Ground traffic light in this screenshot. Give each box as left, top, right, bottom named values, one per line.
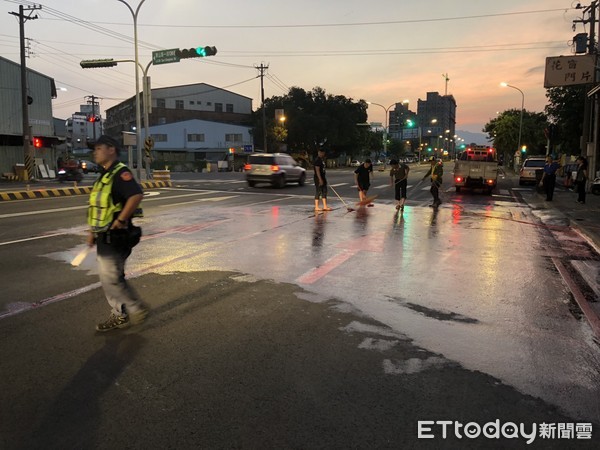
left=80, top=59, right=118, bottom=68
left=175, top=46, right=218, bottom=59
left=521, top=145, right=527, bottom=154
left=405, top=119, right=414, bottom=128
left=32, top=137, right=42, bottom=148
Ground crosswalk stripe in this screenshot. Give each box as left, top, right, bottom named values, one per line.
left=330, top=183, right=348, bottom=187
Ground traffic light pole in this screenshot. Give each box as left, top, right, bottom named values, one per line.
left=117, top=0, right=146, bottom=181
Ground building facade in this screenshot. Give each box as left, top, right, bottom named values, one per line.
left=65, top=103, right=103, bottom=153
left=147, top=119, right=252, bottom=163
left=104, top=82, right=253, bottom=141
left=417, top=92, right=457, bottom=154
left=0, top=56, right=57, bottom=174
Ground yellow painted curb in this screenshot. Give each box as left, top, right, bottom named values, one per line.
left=0, top=180, right=171, bottom=201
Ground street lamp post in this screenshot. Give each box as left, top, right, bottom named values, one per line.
left=118, top=0, right=146, bottom=181
left=367, top=101, right=395, bottom=158
left=500, top=82, right=525, bottom=168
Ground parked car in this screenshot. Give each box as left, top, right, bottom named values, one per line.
left=79, top=159, right=100, bottom=174
left=519, top=157, right=546, bottom=185
left=350, top=160, right=361, bottom=167
left=245, top=153, right=306, bottom=188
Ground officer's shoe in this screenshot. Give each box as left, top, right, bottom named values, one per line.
left=96, top=313, right=129, bottom=332
left=129, top=304, right=149, bottom=325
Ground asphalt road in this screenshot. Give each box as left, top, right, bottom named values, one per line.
left=1, top=165, right=599, bottom=448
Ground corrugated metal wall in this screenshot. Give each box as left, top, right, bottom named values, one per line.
left=0, top=146, right=23, bottom=174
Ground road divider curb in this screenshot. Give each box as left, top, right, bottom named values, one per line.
left=0, top=180, right=172, bottom=201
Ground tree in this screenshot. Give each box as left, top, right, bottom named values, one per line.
left=545, top=86, right=586, bottom=155
left=253, top=87, right=369, bottom=159
left=483, top=109, right=548, bottom=160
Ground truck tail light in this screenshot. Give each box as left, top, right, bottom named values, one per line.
left=270, top=165, right=280, bottom=171
left=244, top=164, right=251, bottom=171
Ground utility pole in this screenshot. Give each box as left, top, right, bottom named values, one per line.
left=255, top=63, right=269, bottom=152
left=9, top=4, right=41, bottom=180
left=574, top=1, right=599, bottom=179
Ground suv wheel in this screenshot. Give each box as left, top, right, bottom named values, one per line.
left=298, top=172, right=306, bottom=186
left=247, top=180, right=256, bottom=187
left=274, top=174, right=286, bottom=188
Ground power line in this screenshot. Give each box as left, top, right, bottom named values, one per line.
left=33, top=7, right=575, bottom=29
left=220, top=45, right=566, bottom=58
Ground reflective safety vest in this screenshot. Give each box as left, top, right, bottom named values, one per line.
left=87, top=162, right=126, bottom=232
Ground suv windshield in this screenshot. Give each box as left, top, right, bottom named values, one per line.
left=249, top=156, right=275, bottom=165
left=524, top=159, right=545, bottom=168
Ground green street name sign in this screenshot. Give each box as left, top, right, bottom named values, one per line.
left=152, top=49, right=180, bottom=65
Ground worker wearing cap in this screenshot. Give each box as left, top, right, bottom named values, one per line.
left=422, top=156, right=443, bottom=207
left=87, top=135, right=147, bottom=332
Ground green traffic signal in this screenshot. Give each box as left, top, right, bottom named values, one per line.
left=406, top=119, right=414, bottom=127
left=176, top=46, right=218, bottom=59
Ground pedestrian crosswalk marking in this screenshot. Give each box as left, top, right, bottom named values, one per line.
left=330, top=183, right=348, bottom=187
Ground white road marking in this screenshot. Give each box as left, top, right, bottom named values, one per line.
left=330, top=183, right=348, bottom=187
left=0, top=191, right=214, bottom=220
left=0, top=232, right=73, bottom=247
left=374, top=185, right=389, bottom=190
left=159, top=195, right=239, bottom=208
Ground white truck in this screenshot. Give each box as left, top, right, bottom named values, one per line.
left=453, top=146, right=500, bottom=194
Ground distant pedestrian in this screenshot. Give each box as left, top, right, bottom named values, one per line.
left=313, top=149, right=331, bottom=211
left=87, top=135, right=147, bottom=332
left=355, top=159, right=373, bottom=206
left=389, top=159, right=410, bottom=211
left=539, top=155, right=561, bottom=201
left=575, top=156, right=588, bottom=204
left=422, top=156, right=443, bottom=207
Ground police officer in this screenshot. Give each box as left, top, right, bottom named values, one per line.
left=87, top=135, right=147, bottom=332
left=422, top=156, right=443, bottom=207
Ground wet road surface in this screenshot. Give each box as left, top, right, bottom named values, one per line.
left=1, top=167, right=599, bottom=447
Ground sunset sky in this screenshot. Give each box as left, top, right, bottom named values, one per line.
left=0, top=0, right=584, bottom=135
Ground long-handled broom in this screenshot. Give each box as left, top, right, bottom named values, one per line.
left=329, top=185, right=356, bottom=212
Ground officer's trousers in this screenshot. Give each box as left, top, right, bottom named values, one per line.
left=96, top=232, right=142, bottom=317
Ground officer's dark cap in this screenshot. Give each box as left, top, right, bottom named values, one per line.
left=94, top=135, right=120, bottom=155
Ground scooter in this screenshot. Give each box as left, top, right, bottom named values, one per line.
left=57, top=167, right=83, bottom=183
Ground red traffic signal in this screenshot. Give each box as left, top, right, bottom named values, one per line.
left=33, top=137, right=42, bottom=148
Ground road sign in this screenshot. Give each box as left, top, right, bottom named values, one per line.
left=152, top=49, right=180, bottom=65
left=544, top=54, right=596, bottom=88
left=243, top=144, right=254, bottom=153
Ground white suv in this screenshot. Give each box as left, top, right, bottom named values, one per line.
left=519, top=157, right=546, bottom=185
left=245, top=153, right=307, bottom=188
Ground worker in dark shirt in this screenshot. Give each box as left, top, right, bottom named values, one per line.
left=354, top=159, right=373, bottom=206
left=539, top=155, right=561, bottom=201
left=87, top=135, right=147, bottom=332
left=313, top=148, right=331, bottom=211
left=422, top=156, right=443, bottom=207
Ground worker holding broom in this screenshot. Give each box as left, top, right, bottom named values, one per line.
left=354, top=159, right=374, bottom=206
left=422, top=156, right=443, bottom=208
left=389, top=159, right=410, bottom=211
left=313, top=148, right=332, bottom=211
